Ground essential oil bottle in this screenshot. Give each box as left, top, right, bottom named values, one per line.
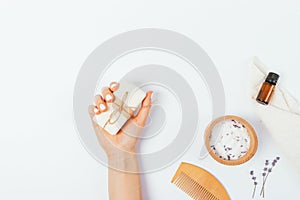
left=256, top=72, right=280, bottom=105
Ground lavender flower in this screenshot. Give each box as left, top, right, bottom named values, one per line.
left=249, top=156, right=281, bottom=198
left=268, top=168, right=272, bottom=173
left=250, top=170, right=257, bottom=199
left=265, top=160, right=269, bottom=166
left=263, top=167, right=268, bottom=171
left=260, top=156, right=280, bottom=198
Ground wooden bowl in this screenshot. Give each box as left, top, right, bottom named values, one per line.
left=204, top=115, right=258, bottom=166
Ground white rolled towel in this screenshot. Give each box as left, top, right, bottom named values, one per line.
left=250, top=57, right=300, bottom=173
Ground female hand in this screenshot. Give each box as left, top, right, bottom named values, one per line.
left=88, top=82, right=153, bottom=158
left=89, top=83, right=151, bottom=199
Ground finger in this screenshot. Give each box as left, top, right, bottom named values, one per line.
left=88, top=105, right=102, bottom=131
left=133, top=91, right=153, bottom=127
left=94, top=95, right=107, bottom=113
left=93, top=105, right=101, bottom=115
left=109, top=82, right=119, bottom=92
left=88, top=105, right=112, bottom=140
left=102, top=87, right=115, bottom=103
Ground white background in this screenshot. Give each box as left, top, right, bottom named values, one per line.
left=1, top=0, right=300, bottom=199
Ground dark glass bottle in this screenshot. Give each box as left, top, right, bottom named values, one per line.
left=256, top=72, right=280, bottom=105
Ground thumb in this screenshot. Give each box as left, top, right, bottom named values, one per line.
left=133, top=91, right=153, bottom=127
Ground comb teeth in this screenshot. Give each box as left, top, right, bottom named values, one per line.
left=172, top=172, right=219, bottom=200
left=171, top=163, right=230, bottom=200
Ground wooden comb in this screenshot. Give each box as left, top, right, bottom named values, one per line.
left=171, top=162, right=230, bottom=200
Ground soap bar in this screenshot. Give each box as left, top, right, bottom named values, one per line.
left=93, top=81, right=146, bottom=135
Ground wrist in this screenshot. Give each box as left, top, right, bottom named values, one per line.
left=107, top=147, right=136, bottom=160
left=107, top=151, right=139, bottom=173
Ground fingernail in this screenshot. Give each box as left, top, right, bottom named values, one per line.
left=105, top=94, right=113, bottom=101
left=149, top=91, right=153, bottom=98
left=99, top=104, right=106, bottom=111
left=110, top=83, right=117, bottom=88
left=94, top=107, right=99, bottom=113
left=110, top=82, right=119, bottom=91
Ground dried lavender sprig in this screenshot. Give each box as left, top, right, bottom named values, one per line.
left=250, top=170, right=257, bottom=199
left=261, top=171, right=267, bottom=197
left=260, top=156, right=280, bottom=197
left=260, top=160, right=269, bottom=197
left=252, top=181, right=257, bottom=199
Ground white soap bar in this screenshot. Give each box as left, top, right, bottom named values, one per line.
left=93, top=81, right=146, bottom=135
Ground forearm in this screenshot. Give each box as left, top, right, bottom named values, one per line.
left=108, top=153, right=142, bottom=200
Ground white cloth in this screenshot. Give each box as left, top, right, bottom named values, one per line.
left=250, top=57, right=300, bottom=173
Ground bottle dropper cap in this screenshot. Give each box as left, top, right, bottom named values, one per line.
left=265, top=72, right=280, bottom=85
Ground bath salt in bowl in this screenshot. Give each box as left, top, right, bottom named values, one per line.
left=205, top=115, right=258, bottom=166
